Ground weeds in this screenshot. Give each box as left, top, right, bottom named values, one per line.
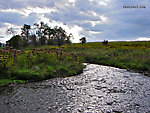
left=62, top=41, right=150, bottom=75
left=0, top=47, right=85, bottom=82
left=1, top=41, right=150, bottom=86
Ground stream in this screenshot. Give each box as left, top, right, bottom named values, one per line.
left=0, top=64, right=150, bottom=113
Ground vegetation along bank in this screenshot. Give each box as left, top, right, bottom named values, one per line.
left=1, top=21, right=150, bottom=86
left=1, top=41, right=150, bottom=86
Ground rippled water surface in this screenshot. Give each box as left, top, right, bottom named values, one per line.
left=0, top=64, right=150, bottom=113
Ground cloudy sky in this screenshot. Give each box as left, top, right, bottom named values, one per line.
left=0, top=0, right=150, bottom=43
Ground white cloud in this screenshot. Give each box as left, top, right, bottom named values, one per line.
left=98, top=1, right=108, bottom=6
left=100, top=15, right=108, bottom=22
left=88, top=30, right=102, bottom=34
left=136, top=37, right=150, bottom=41
left=0, top=22, right=22, bottom=43
left=0, top=27, right=12, bottom=43
left=67, top=25, right=84, bottom=43
left=90, top=20, right=101, bottom=26
left=68, top=0, right=76, bottom=3
left=49, top=22, right=84, bottom=43
left=79, top=10, right=108, bottom=26
left=4, top=22, right=21, bottom=29
left=68, top=0, right=76, bottom=6
left=84, top=15, right=108, bottom=27
left=35, top=14, right=50, bottom=24
left=89, top=0, right=108, bottom=6
left=0, top=7, right=57, bottom=17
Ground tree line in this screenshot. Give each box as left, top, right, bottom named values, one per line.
left=6, top=22, right=73, bottom=49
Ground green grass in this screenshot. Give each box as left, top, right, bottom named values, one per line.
left=24, top=41, right=150, bottom=75
left=1, top=41, right=150, bottom=86
left=61, top=41, right=150, bottom=75
left=0, top=47, right=85, bottom=85
left=0, top=79, right=25, bottom=86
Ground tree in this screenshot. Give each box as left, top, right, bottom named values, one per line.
left=44, top=26, right=54, bottom=45
left=29, top=34, right=37, bottom=47
left=102, top=40, right=108, bottom=45
left=6, top=35, right=24, bottom=49
left=66, top=33, right=72, bottom=44
left=34, top=22, right=47, bottom=45
left=21, top=24, right=31, bottom=43
left=34, top=22, right=72, bottom=46
left=53, top=26, right=70, bottom=46
left=80, top=37, right=86, bottom=44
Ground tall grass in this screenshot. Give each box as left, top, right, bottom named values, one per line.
left=1, top=41, right=150, bottom=86
left=62, top=41, right=150, bottom=75
left=0, top=48, right=85, bottom=82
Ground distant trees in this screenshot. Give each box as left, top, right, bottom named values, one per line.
left=34, top=22, right=47, bottom=45
left=80, top=37, right=86, bottom=44
left=29, top=34, right=37, bottom=47
left=66, top=33, right=72, bottom=44
left=102, top=40, right=108, bottom=45
left=6, top=35, right=24, bottom=49
left=6, top=22, right=73, bottom=48
left=21, top=24, right=31, bottom=43
left=53, top=26, right=71, bottom=46
left=33, top=22, right=71, bottom=46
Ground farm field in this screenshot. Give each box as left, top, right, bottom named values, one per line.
left=0, top=41, right=150, bottom=86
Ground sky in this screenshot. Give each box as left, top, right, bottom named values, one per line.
left=0, top=0, right=150, bottom=43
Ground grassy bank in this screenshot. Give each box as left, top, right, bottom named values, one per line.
left=0, top=47, right=84, bottom=86
left=62, top=41, right=150, bottom=75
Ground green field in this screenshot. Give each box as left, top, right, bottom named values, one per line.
left=0, top=41, right=150, bottom=86
left=67, top=41, right=150, bottom=74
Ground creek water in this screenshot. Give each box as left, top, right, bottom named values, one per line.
left=0, top=64, right=150, bottom=113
